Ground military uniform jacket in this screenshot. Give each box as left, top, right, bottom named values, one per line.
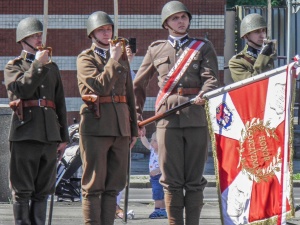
left=77, top=44, right=138, bottom=137
left=229, top=44, right=275, bottom=82
left=4, top=51, right=69, bottom=143
left=133, top=37, right=219, bottom=128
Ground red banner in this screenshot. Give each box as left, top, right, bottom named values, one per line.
left=204, top=64, right=299, bottom=225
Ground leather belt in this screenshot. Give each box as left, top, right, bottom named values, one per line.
left=99, top=95, right=127, bottom=103
left=171, top=87, right=200, bottom=96
left=23, top=99, right=56, bottom=109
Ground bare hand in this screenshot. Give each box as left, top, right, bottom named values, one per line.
left=130, top=136, right=137, bottom=150
left=57, top=142, right=67, bottom=162
left=138, top=126, right=146, bottom=137
left=126, top=46, right=137, bottom=64
left=35, top=50, right=49, bottom=65
left=193, top=91, right=206, bottom=105
left=109, top=41, right=123, bottom=61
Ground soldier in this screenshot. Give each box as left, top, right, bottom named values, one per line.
left=76, top=11, right=138, bottom=225
left=229, top=13, right=277, bottom=82
left=4, top=17, right=69, bottom=225
left=133, top=1, right=219, bottom=224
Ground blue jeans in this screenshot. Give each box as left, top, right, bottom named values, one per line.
left=150, top=174, right=164, bottom=200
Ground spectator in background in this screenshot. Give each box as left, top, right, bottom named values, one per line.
left=140, top=131, right=167, bottom=219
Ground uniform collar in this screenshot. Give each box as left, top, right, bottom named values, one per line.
left=168, top=35, right=189, bottom=49
left=92, top=43, right=108, bottom=59
left=245, top=44, right=260, bottom=59
left=21, top=50, right=35, bottom=63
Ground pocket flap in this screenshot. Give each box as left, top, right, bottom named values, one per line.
left=154, top=56, right=169, bottom=67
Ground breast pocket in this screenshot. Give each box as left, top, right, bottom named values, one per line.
left=154, top=56, right=170, bottom=77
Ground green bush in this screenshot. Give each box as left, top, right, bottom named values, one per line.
left=293, top=173, right=300, bottom=180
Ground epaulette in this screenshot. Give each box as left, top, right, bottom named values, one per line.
left=234, top=51, right=245, bottom=59
left=192, top=37, right=209, bottom=43
left=7, top=56, right=22, bottom=65
left=150, top=40, right=166, bottom=47
left=81, top=48, right=93, bottom=54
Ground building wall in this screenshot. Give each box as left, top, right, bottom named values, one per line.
left=0, top=0, right=226, bottom=136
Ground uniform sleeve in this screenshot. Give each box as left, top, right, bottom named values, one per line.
left=53, top=65, right=70, bottom=143
left=229, top=54, right=274, bottom=83
left=125, top=64, right=138, bottom=137
left=77, top=53, right=125, bottom=95
left=199, top=41, right=220, bottom=93
left=133, top=47, right=157, bottom=121
left=4, top=60, right=49, bottom=100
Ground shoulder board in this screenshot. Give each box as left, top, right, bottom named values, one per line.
left=50, top=61, right=59, bottom=68
left=192, top=37, right=208, bottom=43
left=81, top=48, right=93, bottom=54
left=150, top=40, right=166, bottom=47
left=7, top=56, right=22, bottom=65
left=235, top=51, right=245, bottom=58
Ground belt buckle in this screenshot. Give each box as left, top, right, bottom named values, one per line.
left=177, top=87, right=183, bottom=96
left=38, top=99, right=44, bottom=107
left=111, top=94, right=115, bottom=103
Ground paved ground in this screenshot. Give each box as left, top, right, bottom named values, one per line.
left=1, top=154, right=300, bottom=224
left=130, top=153, right=300, bottom=188
left=0, top=200, right=299, bottom=225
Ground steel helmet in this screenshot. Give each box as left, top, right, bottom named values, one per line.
left=161, top=1, right=192, bottom=29
left=86, top=11, right=114, bottom=38
left=16, top=17, right=43, bottom=43
left=240, top=13, right=267, bottom=38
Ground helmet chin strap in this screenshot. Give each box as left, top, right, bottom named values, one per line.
left=23, top=40, right=38, bottom=52
left=246, top=36, right=262, bottom=49
left=91, top=34, right=111, bottom=47
left=165, top=23, right=189, bottom=36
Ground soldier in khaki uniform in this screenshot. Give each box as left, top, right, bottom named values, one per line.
left=133, top=1, right=219, bottom=224
left=4, top=17, right=69, bottom=225
left=229, top=13, right=277, bottom=82
left=76, top=11, right=138, bottom=225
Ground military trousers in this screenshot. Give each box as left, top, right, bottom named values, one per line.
left=79, top=135, right=130, bottom=198
left=157, top=127, right=208, bottom=192
left=10, top=140, right=57, bottom=202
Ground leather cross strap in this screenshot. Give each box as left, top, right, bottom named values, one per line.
left=155, top=40, right=205, bottom=112
left=171, top=87, right=200, bottom=96
left=242, top=55, right=255, bottom=65
left=23, top=99, right=56, bottom=109
left=99, top=95, right=127, bottom=103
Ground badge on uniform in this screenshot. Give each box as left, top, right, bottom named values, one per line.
left=193, top=64, right=199, bottom=70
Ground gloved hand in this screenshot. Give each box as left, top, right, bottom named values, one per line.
left=260, top=41, right=275, bottom=56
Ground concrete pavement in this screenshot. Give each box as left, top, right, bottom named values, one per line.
left=0, top=197, right=299, bottom=225
left=130, top=153, right=300, bottom=188
left=0, top=154, right=300, bottom=224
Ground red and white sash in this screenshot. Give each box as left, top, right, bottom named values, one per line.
left=155, top=40, right=205, bottom=112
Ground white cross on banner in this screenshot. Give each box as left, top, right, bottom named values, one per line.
left=204, top=63, right=299, bottom=225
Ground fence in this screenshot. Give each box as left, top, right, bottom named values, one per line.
left=224, top=5, right=300, bottom=124
left=235, top=5, right=300, bottom=68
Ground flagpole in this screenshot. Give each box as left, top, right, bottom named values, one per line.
left=203, top=64, right=292, bottom=100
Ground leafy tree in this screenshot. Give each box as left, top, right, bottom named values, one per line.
left=227, top=0, right=286, bottom=8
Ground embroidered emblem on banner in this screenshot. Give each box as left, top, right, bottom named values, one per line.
left=238, top=118, right=281, bottom=183
left=216, top=102, right=233, bottom=130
